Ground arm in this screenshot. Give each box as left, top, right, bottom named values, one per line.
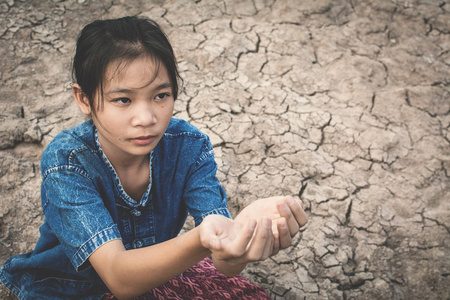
left=43, top=169, right=210, bottom=299
left=89, top=226, right=209, bottom=300
left=89, top=214, right=274, bottom=299
left=89, top=196, right=305, bottom=295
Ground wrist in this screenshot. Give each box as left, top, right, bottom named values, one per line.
left=212, top=255, right=247, bottom=277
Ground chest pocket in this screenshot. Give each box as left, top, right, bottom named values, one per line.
left=117, top=204, right=156, bottom=250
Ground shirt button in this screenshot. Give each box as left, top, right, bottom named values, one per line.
left=132, top=210, right=141, bottom=217
left=135, top=240, right=143, bottom=248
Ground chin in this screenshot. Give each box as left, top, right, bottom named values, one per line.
left=130, top=147, right=154, bottom=156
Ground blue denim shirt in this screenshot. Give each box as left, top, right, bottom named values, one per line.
left=0, top=118, right=231, bottom=300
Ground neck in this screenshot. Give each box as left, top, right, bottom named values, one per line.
left=97, top=133, right=150, bottom=171
left=110, top=153, right=150, bottom=172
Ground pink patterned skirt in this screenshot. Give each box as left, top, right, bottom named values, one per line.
left=103, top=257, right=271, bottom=300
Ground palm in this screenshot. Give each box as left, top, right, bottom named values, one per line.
left=205, top=215, right=240, bottom=243
left=234, top=195, right=308, bottom=240
left=200, top=215, right=256, bottom=263
left=234, top=196, right=284, bottom=225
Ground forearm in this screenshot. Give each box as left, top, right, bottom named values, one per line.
left=91, top=227, right=210, bottom=299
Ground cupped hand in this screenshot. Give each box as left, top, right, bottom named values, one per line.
left=234, top=195, right=308, bottom=254
left=199, top=214, right=274, bottom=265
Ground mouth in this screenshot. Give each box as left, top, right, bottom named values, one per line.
left=131, top=135, right=157, bottom=145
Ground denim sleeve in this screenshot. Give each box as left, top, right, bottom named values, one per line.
left=183, top=139, right=231, bottom=226
left=41, top=168, right=122, bottom=271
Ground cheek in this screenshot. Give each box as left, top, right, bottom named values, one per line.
left=95, top=111, right=128, bottom=135
left=164, top=103, right=174, bottom=117
left=163, top=105, right=174, bottom=125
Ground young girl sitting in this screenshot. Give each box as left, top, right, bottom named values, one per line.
left=0, top=16, right=308, bottom=300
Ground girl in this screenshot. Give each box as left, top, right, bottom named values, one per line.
left=0, top=16, right=307, bottom=300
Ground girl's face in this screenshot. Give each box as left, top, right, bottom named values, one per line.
left=75, top=55, right=174, bottom=163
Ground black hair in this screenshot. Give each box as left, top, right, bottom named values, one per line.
left=72, top=16, right=180, bottom=112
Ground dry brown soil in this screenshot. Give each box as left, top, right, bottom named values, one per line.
left=1, top=0, right=449, bottom=299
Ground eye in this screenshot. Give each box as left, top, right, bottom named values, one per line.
left=113, top=98, right=131, bottom=105
left=155, top=93, right=170, bottom=101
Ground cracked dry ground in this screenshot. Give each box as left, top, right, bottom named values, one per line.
left=1, top=0, right=449, bottom=299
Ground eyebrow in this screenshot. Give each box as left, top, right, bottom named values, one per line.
left=106, top=82, right=172, bottom=95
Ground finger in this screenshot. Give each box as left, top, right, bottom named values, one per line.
left=270, top=220, right=280, bottom=256
left=277, top=197, right=300, bottom=237
left=246, top=217, right=272, bottom=261
left=287, top=196, right=308, bottom=227
left=261, top=223, right=274, bottom=260
left=229, top=219, right=257, bottom=257
left=277, top=217, right=292, bottom=250
left=272, top=221, right=279, bottom=236
left=271, top=229, right=280, bottom=256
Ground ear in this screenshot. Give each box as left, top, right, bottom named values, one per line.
left=72, top=83, right=92, bottom=116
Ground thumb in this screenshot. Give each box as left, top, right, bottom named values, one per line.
left=209, top=237, right=222, bottom=250
left=199, top=217, right=219, bottom=249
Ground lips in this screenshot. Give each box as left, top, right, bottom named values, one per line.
left=131, top=135, right=157, bottom=145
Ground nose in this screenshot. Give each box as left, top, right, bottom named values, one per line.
left=131, top=102, right=157, bottom=127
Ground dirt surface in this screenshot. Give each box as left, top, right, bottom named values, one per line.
left=1, top=0, right=449, bottom=299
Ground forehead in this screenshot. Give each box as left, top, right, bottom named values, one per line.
left=105, top=55, right=155, bottom=79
